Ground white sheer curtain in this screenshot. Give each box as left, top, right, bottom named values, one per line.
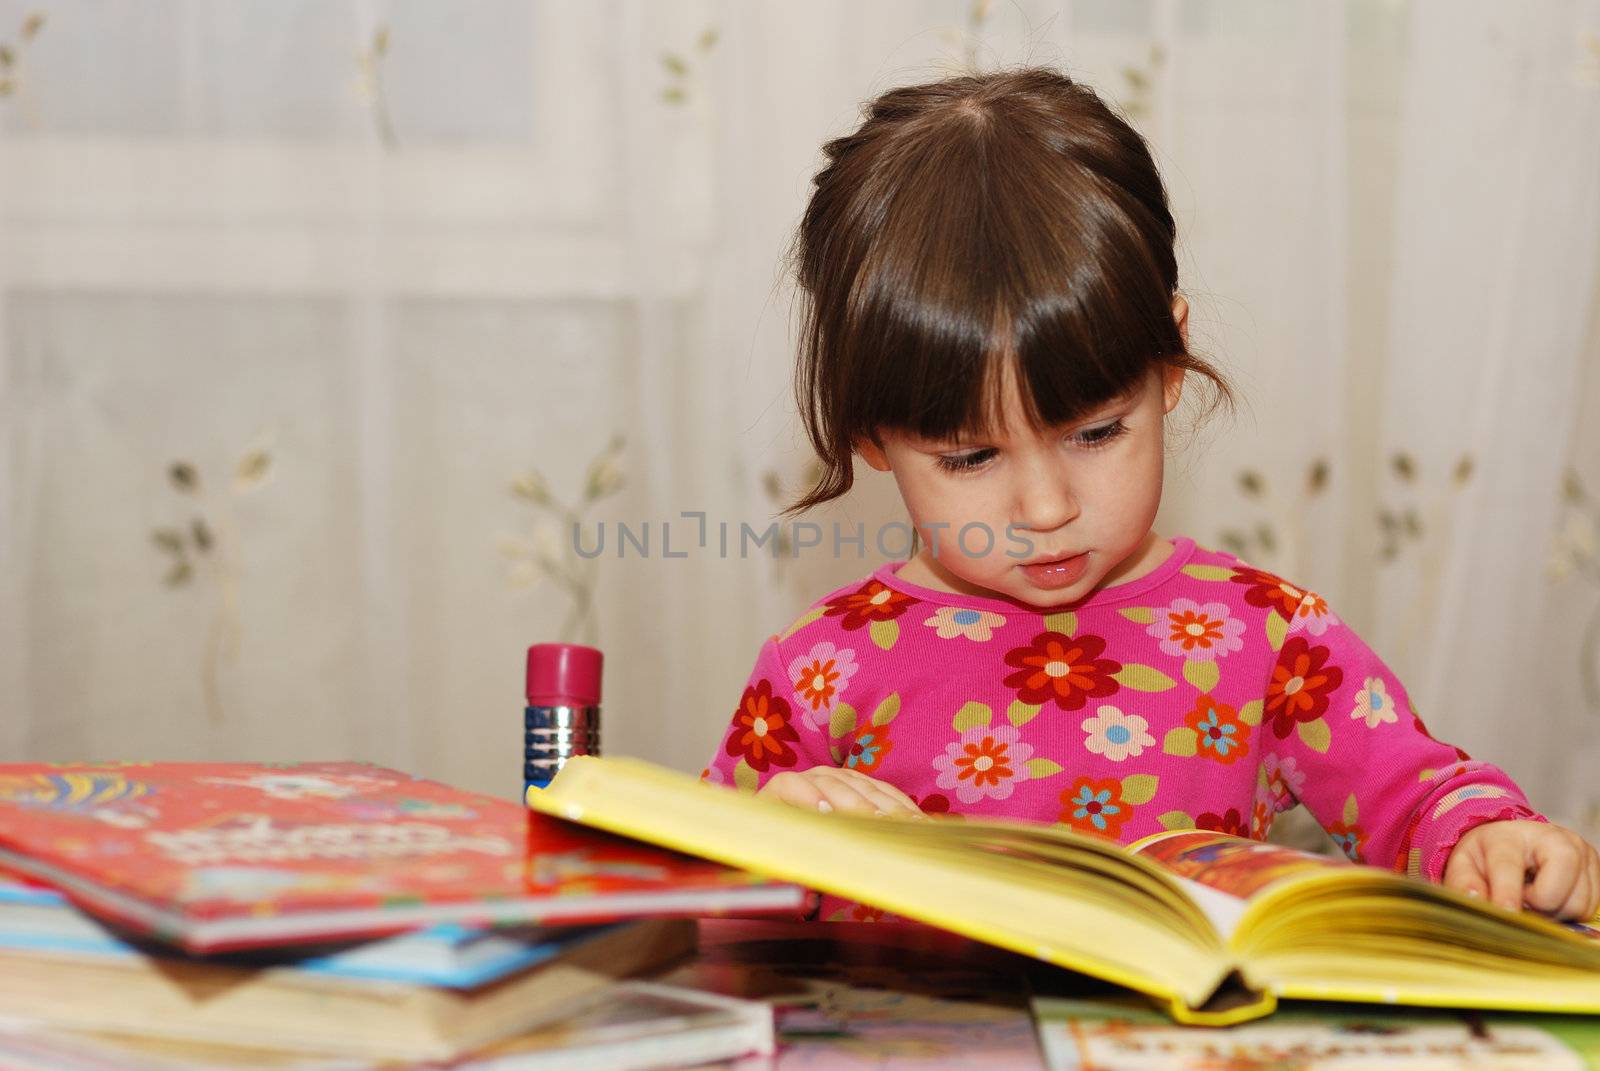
left=1367, top=0, right=1600, bottom=825
left=2, top=1, right=1597, bottom=830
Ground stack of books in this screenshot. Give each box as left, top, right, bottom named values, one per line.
left=0, top=761, right=794, bottom=1069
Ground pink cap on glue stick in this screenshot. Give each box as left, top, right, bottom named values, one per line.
left=525, top=643, right=603, bottom=706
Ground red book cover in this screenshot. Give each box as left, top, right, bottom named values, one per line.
left=0, top=761, right=807, bottom=953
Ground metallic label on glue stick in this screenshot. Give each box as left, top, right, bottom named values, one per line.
left=524, top=704, right=600, bottom=792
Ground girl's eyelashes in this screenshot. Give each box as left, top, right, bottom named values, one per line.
left=933, top=419, right=1128, bottom=473
left=1072, top=418, right=1128, bottom=448
left=935, top=448, right=996, bottom=473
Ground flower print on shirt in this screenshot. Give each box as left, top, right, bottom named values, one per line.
left=821, top=579, right=917, bottom=631
left=1060, top=777, right=1129, bottom=838
left=787, top=641, right=860, bottom=730
left=1327, top=820, right=1366, bottom=860
left=705, top=540, right=1544, bottom=872
left=1081, top=705, right=1155, bottom=762
left=1229, top=566, right=1337, bottom=635
left=1350, top=675, right=1401, bottom=729
left=843, top=725, right=893, bottom=774
left=1286, top=589, right=1339, bottom=635
left=723, top=679, right=801, bottom=773
left=924, top=606, right=1006, bottom=642
left=1264, top=636, right=1343, bottom=738
left=1258, top=753, right=1306, bottom=807
left=1229, top=566, right=1306, bottom=618
left=1249, top=798, right=1274, bottom=839
left=1184, top=694, right=1249, bottom=764
left=1002, top=631, right=1121, bottom=711
left=1148, top=598, right=1246, bottom=661
left=1196, top=807, right=1249, bottom=838
left=933, top=723, right=1033, bottom=804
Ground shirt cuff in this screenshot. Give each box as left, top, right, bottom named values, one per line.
left=1408, top=796, right=1546, bottom=882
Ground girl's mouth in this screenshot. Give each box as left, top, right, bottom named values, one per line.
left=1019, top=552, right=1089, bottom=590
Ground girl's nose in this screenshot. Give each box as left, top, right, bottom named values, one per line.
left=1015, top=464, right=1081, bottom=534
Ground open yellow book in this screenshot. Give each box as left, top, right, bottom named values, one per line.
left=526, top=755, right=1600, bottom=1026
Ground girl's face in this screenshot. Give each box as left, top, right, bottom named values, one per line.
left=856, top=302, right=1188, bottom=609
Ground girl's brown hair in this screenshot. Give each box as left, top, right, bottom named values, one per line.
left=783, top=66, right=1231, bottom=517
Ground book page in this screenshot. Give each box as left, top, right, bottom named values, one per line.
left=1130, top=830, right=1349, bottom=902
left=1166, top=876, right=1249, bottom=944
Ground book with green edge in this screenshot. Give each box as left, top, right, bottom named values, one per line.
left=1032, top=992, right=1600, bottom=1069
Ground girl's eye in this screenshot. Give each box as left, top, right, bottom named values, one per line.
left=934, top=420, right=1126, bottom=472
left=935, top=448, right=996, bottom=473
left=1072, top=419, right=1127, bottom=449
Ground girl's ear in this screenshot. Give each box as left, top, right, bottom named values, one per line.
left=854, top=434, right=892, bottom=472
left=1162, top=364, right=1186, bottom=415
left=1164, top=294, right=1190, bottom=414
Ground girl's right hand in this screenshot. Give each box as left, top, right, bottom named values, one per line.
left=758, top=766, right=926, bottom=818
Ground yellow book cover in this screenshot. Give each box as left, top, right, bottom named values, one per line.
left=527, top=755, right=1600, bottom=1026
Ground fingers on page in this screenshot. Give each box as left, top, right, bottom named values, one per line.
left=842, top=779, right=905, bottom=816
left=852, top=771, right=920, bottom=812
left=762, top=771, right=822, bottom=810
left=1442, top=846, right=1487, bottom=899
left=1554, top=841, right=1600, bottom=921
left=1586, top=856, right=1600, bottom=921
left=826, top=767, right=921, bottom=816
left=811, top=774, right=881, bottom=815
left=1525, top=838, right=1581, bottom=916
left=1554, top=865, right=1596, bottom=922
left=1483, top=838, right=1529, bottom=911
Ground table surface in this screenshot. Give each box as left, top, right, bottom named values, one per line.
left=661, top=919, right=1103, bottom=1070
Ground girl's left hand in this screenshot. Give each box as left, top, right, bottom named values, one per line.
left=1442, top=820, right=1600, bottom=920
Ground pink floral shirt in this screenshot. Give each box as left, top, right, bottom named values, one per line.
left=701, top=537, right=1541, bottom=920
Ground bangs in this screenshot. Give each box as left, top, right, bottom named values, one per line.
left=847, top=279, right=1173, bottom=447
left=832, top=114, right=1183, bottom=446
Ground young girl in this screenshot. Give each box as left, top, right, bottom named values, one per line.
left=700, top=67, right=1600, bottom=923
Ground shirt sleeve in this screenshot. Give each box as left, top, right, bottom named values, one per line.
left=700, top=633, right=836, bottom=793
left=1259, top=609, right=1544, bottom=882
